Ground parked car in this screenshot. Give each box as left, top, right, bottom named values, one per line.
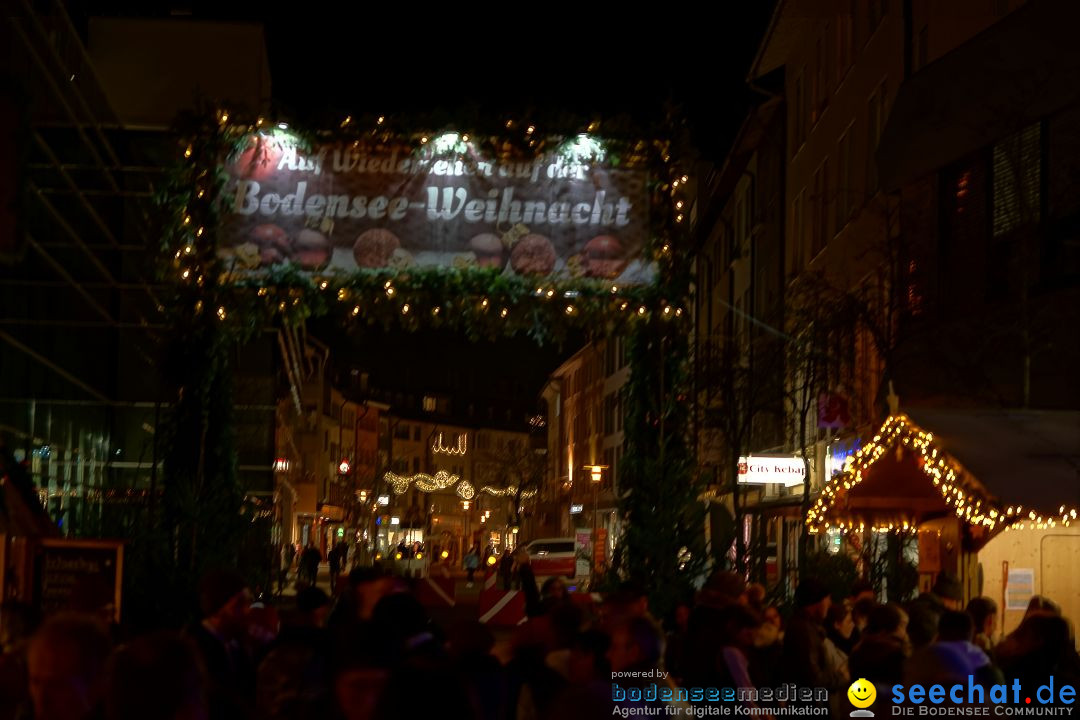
left=524, top=537, right=577, bottom=579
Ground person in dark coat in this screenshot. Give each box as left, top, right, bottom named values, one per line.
left=104, top=631, right=208, bottom=720
left=256, top=587, right=332, bottom=720
left=782, top=578, right=834, bottom=688
left=907, top=572, right=962, bottom=651
left=182, top=570, right=254, bottom=720
left=513, top=547, right=541, bottom=618
left=299, top=544, right=321, bottom=587
left=19, top=613, right=112, bottom=720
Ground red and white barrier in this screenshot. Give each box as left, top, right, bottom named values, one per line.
left=415, top=576, right=456, bottom=608
left=478, top=588, right=526, bottom=626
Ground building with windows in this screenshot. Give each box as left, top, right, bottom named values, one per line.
left=694, top=0, right=1080, bottom=604
left=539, top=337, right=630, bottom=569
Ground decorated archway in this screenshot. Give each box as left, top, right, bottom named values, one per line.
left=148, top=108, right=704, bottom=620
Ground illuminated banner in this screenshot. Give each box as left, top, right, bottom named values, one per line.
left=737, top=456, right=806, bottom=487
left=217, top=131, right=652, bottom=283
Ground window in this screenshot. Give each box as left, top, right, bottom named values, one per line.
left=791, top=190, right=806, bottom=274
left=836, top=6, right=853, bottom=83
left=793, top=70, right=806, bottom=152
left=811, top=158, right=830, bottom=257
left=867, top=80, right=887, bottom=195
left=393, top=424, right=410, bottom=440
left=868, top=0, right=887, bottom=38
left=815, top=27, right=832, bottom=121
left=734, top=177, right=753, bottom=258
left=734, top=288, right=751, bottom=353
left=992, top=123, right=1042, bottom=237
left=412, top=457, right=420, bottom=473
left=422, top=396, right=436, bottom=412
left=916, top=25, right=928, bottom=71
left=836, top=124, right=856, bottom=231
left=812, top=34, right=825, bottom=124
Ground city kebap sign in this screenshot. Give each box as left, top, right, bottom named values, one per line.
left=737, top=456, right=807, bottom=487
left=216, top=131, right=652, bottom=283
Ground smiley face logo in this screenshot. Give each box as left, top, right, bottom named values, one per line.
left=848, top=678, right=876, bottom=709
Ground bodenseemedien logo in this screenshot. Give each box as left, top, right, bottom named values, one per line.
left=849, top=678, right=877, bottom=717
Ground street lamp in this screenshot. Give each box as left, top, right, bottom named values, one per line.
left=583, top=468, right=609, bottom=574
left=462, top=499, right=471, bottom=547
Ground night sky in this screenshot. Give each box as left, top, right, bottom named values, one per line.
left=71, top=0, right=774, bottom=159
left=71, top=0, right=775, bottom=403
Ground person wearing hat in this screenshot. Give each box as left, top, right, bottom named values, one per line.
left=782, top=578, right=834, bottom=689
left=907, top=572, right=963, bottom=651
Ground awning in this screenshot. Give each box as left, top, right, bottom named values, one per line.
left=905, top=407, right=1080, bottom=518
left=877, top=0, right=1080, bottom=190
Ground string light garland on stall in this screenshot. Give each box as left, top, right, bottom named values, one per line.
left=806, top=414, right=1000, bottom=535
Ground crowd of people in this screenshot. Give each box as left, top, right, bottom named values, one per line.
left=0, top=563, right=1077, bottom=720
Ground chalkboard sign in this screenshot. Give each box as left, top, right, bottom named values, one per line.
left=33, top=539, right=123, bottom=622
